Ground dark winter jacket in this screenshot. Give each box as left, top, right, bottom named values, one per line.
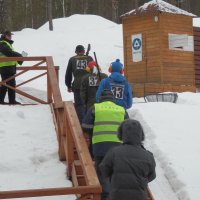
left=0, top=37, right=23, bottom=66
left=65, top=55, right=93, bottom=91
left=96, top=72, right=133, bottom=109
left=80, top=72, right=107, bottom=111
left=100, top=119, right=156, bottom=200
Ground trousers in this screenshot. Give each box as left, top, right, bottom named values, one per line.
left=0, top=66, right=16, bottom=103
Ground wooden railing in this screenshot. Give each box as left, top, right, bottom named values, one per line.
left=0, top=56, right=60, bottom=104
left=0, top=56, right=101, bottom=200
left=0, top=56, right=154, bottom=200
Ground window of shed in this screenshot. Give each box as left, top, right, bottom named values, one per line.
left=168, top=33, right=194, bottom=52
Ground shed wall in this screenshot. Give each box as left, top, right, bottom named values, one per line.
left=160, top=14, right=195, bottom=85
left=193, top=26, right=200, bottom=87
left=122, top=15, right=162, bottom=84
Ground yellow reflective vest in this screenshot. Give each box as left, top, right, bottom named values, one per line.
left=0, top=40, right=17, bottom=67
left=93, top=101, right=125, bottom=144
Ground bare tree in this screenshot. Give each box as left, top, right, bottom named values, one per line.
left=47, top=0, right=53, bottom=31
left=83, top=0, right=89, bottom=14
left=135, top=0, right=139, bottom=9
left=0, top=0, right=12, bottom=32
left=112, top=0, right=119, bottom=23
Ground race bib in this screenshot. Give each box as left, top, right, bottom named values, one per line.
left=89, top=76, right=98, bottom=86
left=110, top=84, right=125, bottom=99
left=76, top=59, right=87, bottom=70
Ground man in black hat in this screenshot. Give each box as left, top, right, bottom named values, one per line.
left=65, top=45, right=93, bottom=123
left=0, top=30, right=23, bottom=104
left=82, top=89, right=129, bottom=200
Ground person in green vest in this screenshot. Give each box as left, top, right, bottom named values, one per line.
left=0, top=30, right=23, bottom=104
left=82, top=89, right=129, bottom=200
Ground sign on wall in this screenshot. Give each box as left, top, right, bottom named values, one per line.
left=132, top=34, right=142, bottom=62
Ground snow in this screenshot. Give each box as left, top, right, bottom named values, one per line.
left=193, top=17, right=200, bottom=27
left=1, top=14, right=200, bottom=200
left=121, top=0, right=196, bottom=17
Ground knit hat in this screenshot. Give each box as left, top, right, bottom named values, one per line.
left=75, top=45, right=85, bottom=53
left=110, top=59, right=123, bottom=73
left=2, top=30, right=13, bottom=36
left=99, top=89, right=114, bottom=102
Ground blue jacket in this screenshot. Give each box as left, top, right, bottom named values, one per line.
left=96, top=72, right=133, bottom=109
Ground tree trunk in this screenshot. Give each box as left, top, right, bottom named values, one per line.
left=112, top=0, right=119, bottom=23
left=135, top=0, right=139, bottom=9
left=47, top=0, right=53, bottom=31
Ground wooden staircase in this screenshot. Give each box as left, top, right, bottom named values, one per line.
left=0, top=56, right=154, bottom=200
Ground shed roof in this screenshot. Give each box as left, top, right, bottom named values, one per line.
left=121, top=0, right=196, bottom=18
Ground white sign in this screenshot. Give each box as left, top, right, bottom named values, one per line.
left=132, top=34, right=142, bottom=62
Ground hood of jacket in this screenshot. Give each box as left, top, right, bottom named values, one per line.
left=109, top=72, right=126, bottom=83
left=118, top=119, right=144, bottom=145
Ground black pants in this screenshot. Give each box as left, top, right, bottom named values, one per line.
left=0, top=66, right=16, bottom=103
left=94, top=156, right=110, bottom=200
left=73, top=90, right=85, bottom=123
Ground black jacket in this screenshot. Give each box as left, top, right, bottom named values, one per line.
left=100, top=119, right=156, bottom=200
left=80, top=72, right=107, bottom=111
left=0, top=37, right=23, bottom=66
left=65, top=55, right=93, bottom=90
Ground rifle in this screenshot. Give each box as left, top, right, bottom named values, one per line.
left=93, top=52, right=102, bottom=82
left=86, top=44, right=91, bottom=56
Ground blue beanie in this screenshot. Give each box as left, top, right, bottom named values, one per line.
left=111, top=59, right=123, bottom=72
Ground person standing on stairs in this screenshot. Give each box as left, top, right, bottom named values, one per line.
left=96, top=59, right=133, bottom=110
left=82, top=90, right=129, bottom=200
left=80, top=60, right=107, bottom=113
left=100, top=119, right=156, bottom=200
left=65, top=45, right=93, bottom=123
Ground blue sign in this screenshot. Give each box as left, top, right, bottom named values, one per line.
left=132, top=38, right=142, bottom=50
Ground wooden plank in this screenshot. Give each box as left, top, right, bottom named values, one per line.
left=65, top=102, right=100, bottom=187
left=17, top=66, right=59, bottom=70
left=0, top=82, right=47, bottom=104
left=0, top=56, right=46, bottom=62
left=46, top=57, right=63, bottom=108
left=16, top=72, right=47, bottom=88
left=0, top=186, right=102, bottom=199
left=50, top=104, right=59, bottom=140
left=54, top=107, right=66, bottom=161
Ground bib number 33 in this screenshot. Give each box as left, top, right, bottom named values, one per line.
left=111, top=85, right=124, bottom=99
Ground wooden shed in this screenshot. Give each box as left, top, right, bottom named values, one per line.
left=121, top=0, right=197, bottom=97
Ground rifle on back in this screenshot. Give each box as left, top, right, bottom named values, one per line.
left=93, top=52, right=102, bottom=82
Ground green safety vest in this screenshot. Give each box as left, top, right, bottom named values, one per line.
left=93, top=101, right=125, bottom=144
left=0, top=40, right=17, bottom=67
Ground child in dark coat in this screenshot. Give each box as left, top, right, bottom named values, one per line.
left=100, top=119, right=156, bottom=200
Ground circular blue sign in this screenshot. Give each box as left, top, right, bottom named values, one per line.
left=132, top=38, right=141, bottom=50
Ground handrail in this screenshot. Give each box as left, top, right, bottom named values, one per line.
left=0, top=56, right=153, bottom=200
left=0, top=56, right=101, bottom=199
left=0, top=186, right=101, bottom=199
left=64, top=101, right=100, bottom=186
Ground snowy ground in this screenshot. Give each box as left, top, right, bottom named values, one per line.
left=0, top=14, right=200, bottom=200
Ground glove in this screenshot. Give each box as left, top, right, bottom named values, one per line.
left=67, top=87, right=72, bottom=93
left=21, top=51, right=28, bottom=57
